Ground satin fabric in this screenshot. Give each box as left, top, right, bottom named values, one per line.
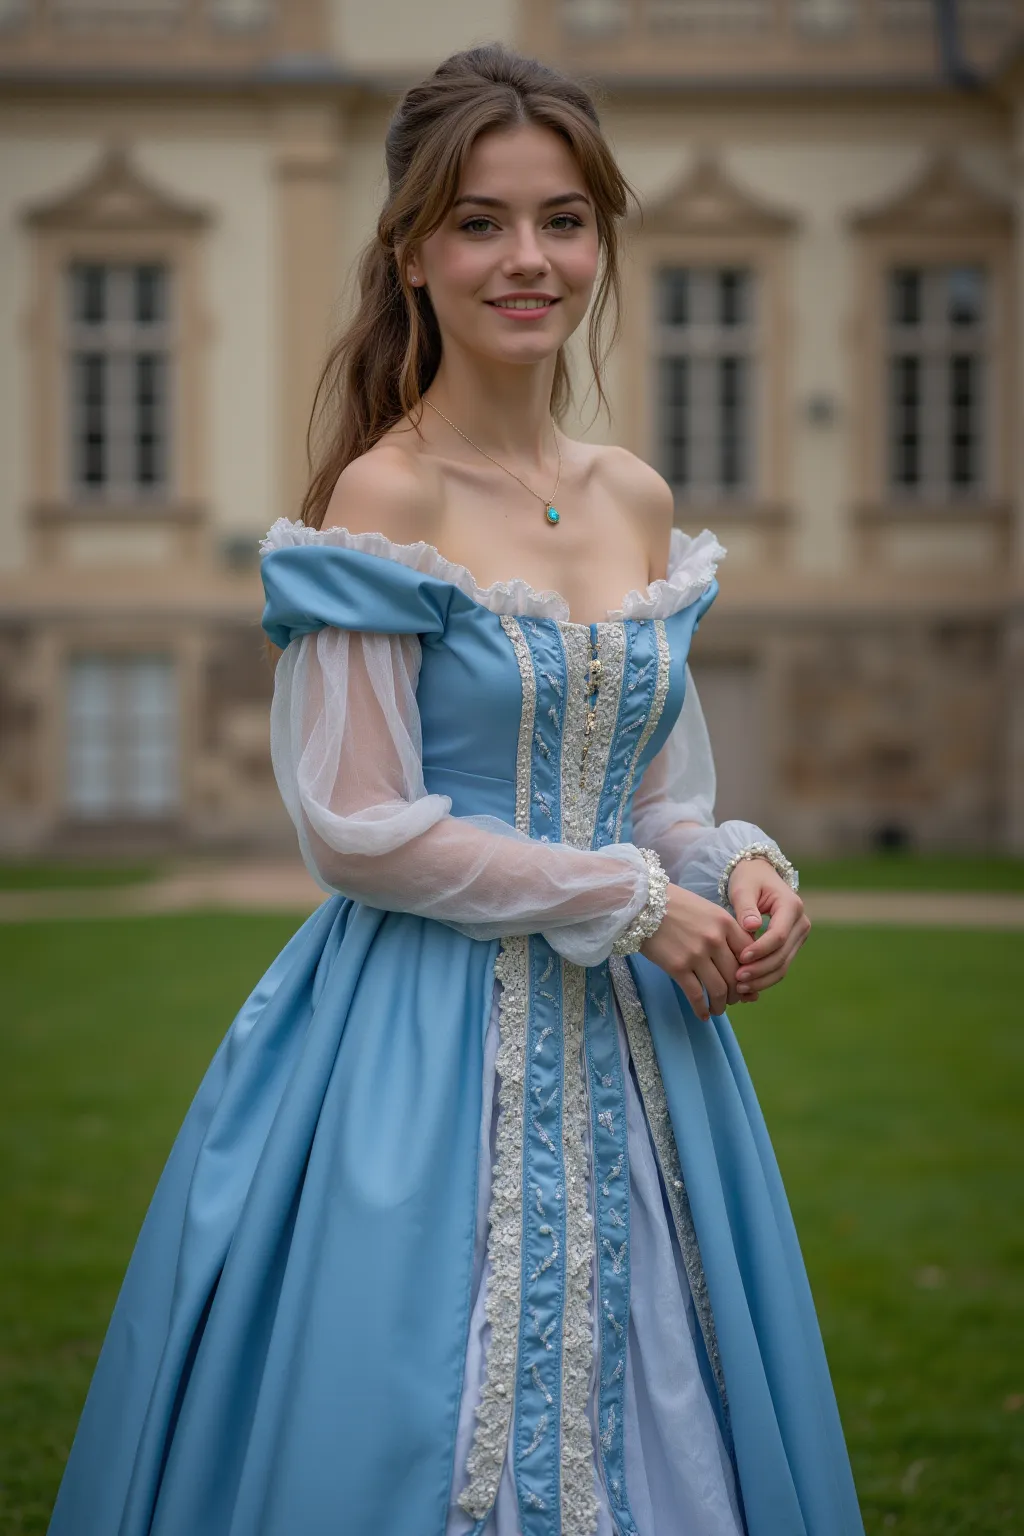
left=49, top=545, right=863, bottom=1536
left=445, top=992, right=745, bottom=1536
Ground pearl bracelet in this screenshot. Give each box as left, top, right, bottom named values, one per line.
left=612, top=848, right=670, bottom=956
left=717, top=842, right=800, bottom=910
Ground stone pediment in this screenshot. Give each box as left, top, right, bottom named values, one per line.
left=26, top=145, right=210, bottom=233
left=851, top=152, right=1012, bottom=236
left=636, top=153, right=796, bottom=237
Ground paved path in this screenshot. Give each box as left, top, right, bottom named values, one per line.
left=0, top=862, right=325, bottom=924
left=805, top=888, right=1024, bottom=929
left=2, top=862, right=1024, bottom=929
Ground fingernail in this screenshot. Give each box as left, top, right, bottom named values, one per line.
left=740, top=950, right=754, bottom=963
left=737, top=970, right=750, bottom=982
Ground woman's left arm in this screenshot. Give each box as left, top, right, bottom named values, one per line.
left=630, top=678, right=810, bottom=1003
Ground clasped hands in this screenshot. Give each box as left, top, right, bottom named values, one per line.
left=640, top=858, right=811, bottom=1022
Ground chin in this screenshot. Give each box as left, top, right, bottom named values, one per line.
left=471, top=324, right=577, bottom=368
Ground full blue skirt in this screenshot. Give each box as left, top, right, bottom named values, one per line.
left=49, top=898, right=863, bottom=1536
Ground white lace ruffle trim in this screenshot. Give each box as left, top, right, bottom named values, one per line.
left=260, top=519, right=725, bottom=624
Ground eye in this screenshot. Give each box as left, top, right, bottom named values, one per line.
left=548, top=213, right=585, bottom=232
left=460, top=217, right=498, bottom=235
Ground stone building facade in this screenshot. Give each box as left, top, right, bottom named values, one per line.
left=0, top=0, right=1022, bottom=856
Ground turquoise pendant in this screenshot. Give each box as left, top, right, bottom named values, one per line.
left=545, top=506, right=560, bottom=526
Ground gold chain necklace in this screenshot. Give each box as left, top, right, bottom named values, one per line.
left=423, top=398, right=563, bottom=527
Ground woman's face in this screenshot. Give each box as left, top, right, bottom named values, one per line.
left=409, top=123, right=601, bottom=371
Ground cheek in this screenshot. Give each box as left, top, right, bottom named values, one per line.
left=424, top=236, right=493, bottom=298
left=558, top=236, right=601, bottom=298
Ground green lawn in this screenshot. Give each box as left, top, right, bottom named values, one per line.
left=1, top=915, right=1021, bottom=1533
left=0, top=862, right=161, bottom=892
left=2, top=852, right=1024, bottom=896
left=794, top=853, right=1024, bottom=893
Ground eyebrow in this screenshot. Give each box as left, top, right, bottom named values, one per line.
left=452, top=192, right=591, bottom=211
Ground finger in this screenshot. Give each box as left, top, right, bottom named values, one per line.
left=739, top=913, right=811, bottom=978
left=738, top=936, right=801, bottom=988
left=738, top=901, right=803, bottom=965
left=722, top=916, right=755, bottom=961
left=739, top=932, right=807, bottom=989
left=711, top=941, right=741, bottom=1004
left=737, top=920, right=788, bottom=967
left=727, top=872, right=765, bottom=936
left=694, top=958, right=731, bottom=1018
left=740, top=945, right=805, bottom=989
left=738, top=962, right=787, bottom=995
left=676, top=970, right=712, bottom=1022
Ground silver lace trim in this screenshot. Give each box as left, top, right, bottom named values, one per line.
left=500, top=617, right=537, bottom=834
left=561, top=960, right=600, bottom=1535
left=615, top=620, right=671, bottom=842
left=609, top=957, right=730, bottom=1425
left=457, top=935, right=530, bottom=1520
left=559, top=622, right=627, bottom=852
left=459, top=615, right=537, bottom=1520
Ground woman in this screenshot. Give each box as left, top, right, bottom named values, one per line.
left=50, top=44, right=864, bottom=1536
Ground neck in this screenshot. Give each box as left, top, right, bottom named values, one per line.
left=424, top=346, right=559, bottom=463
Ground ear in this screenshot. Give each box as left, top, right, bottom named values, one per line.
left=405, top=253, right=425, bottom=289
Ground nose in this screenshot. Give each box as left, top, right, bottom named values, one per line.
left=505, top=218, right=551, bottom=279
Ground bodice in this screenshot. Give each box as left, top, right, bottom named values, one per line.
left=259, top=521, right=721, bottom=849
left=415, top=608, right=700, bottom=848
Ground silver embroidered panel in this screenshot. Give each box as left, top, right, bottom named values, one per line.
left=560, top=960, right=600, bottom=1535
left=458, top=936, right=530, bottom=1519
left=465, top=615, right=699, bottom=1531
left=500, top=615, right=538, bottom=836
left=558, top=622, right=628, bottom=852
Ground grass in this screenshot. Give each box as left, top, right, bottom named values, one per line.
left=3, top=852, right=1024, bottom=897
left=794, top=853, right=1024, bottom=893
left=0, top=915, right=1021, bottom=1534
left=735, top=928, right=1024, bottom=1533
left=0, top=863, right=161, bottom=892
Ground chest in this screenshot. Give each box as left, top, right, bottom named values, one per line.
left=415, top=606, right=694, bottom=849
left=435, top=477, right=653, bottom=626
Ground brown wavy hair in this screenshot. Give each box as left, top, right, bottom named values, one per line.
left=299, top=43, right=635, bottom=530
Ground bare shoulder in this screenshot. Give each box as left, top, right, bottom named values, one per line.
left=321, top=438, right=445, bottom=547
left=587, top=444, right=674, bottom=572
left=590, top=444, right=673, bottom=519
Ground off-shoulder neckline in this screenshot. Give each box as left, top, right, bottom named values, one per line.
left=260, top=518, right=725, bottom=627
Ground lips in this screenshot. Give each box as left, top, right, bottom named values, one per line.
left=486, top=295, right=561, bottom=315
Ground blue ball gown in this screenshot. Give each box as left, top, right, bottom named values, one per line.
left=48, top=522, right=864, bottom=1536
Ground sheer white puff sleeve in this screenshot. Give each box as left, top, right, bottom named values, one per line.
left=631, top=669, right=798, bottom=909
left=270, top=628, right=655, bottom=967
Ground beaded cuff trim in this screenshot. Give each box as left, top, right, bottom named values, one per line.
left=611, top=849, right=669, bottom=956
left=717, top=843, right=799, bottom=910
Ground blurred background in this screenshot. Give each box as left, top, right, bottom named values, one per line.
left=1, top=6, right=1023, bottom=1536
left=1, top=0, right=1023, bottom=861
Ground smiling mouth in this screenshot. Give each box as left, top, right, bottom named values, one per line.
left=487, top=297, right=560, bottom=312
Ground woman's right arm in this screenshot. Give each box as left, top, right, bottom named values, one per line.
left=272, top=624, right=657, bottom=968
